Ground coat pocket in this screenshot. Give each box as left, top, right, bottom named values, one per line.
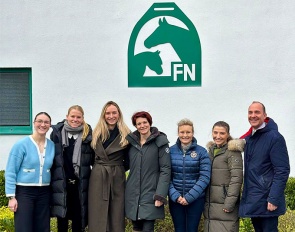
left=23, top=168, right=35, bottom=173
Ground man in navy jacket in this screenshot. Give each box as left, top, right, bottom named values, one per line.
left=239, top=101, right=290, bottom=232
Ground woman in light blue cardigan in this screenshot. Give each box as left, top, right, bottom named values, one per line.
left=5, top=112, right=55, bottom=232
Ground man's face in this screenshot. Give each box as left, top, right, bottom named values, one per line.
left=248, top=103, right=267, bottom=129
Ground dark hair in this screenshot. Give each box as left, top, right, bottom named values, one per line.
left=131, top=111, right=152, bottom=126
left=34, top=112, right=51, bottom=122
left=212, top=121, right=233, bottom=141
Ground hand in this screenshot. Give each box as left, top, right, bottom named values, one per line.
left=267, top=202, right=277, bottom=211
left=223, top=208, right=230, bottom=213
left=177, top=196, right=188, bottom=206
left=8, top=198, right=18, bottom=212
left=155, top=200, right=163, bottom=207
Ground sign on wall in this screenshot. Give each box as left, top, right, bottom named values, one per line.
left=128, top=2, right=201, bottom=87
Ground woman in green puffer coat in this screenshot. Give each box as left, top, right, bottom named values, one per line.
left=204, top=121, right=244, bottom=232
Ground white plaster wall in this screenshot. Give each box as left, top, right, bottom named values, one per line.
left=1, top=1, right=294, bottom=176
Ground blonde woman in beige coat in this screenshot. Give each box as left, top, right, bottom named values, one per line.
left=204, top=121, right=244, bottom=232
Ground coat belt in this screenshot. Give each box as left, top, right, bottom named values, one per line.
left=94, top=160, right=124, bottom=200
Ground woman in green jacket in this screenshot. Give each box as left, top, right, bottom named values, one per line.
left=204, top=121, right=244, bottom=232
left=125, top=111, right=171, bottom=232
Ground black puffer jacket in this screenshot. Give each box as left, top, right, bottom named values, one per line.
left=50, top=121, right=94, bottom=230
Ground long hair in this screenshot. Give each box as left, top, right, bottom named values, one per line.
left=91, top=101, right=130, bottom=148
left=67, top=105, right=89, bottom=141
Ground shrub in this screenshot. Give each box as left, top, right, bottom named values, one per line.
left=1, top=207, right=295, bottom=231
left=125, top=204, right=204, bottom=231
left=239, top=209, right=295, bottom=232
left=239, top=217, right=254, bottom=232
left=279, top=209, right=295, bottom=232
left=0, top=171, right=8, bottom=207
left=0, top=210, right=59, bottom=232
left=285, top=177, right=295, bottom=210
left=0, top=169, right=294, bottom=231
left=0, top=206, right=14, bottom=232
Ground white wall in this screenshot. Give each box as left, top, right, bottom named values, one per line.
left=1, top=1, right=294, bottom=176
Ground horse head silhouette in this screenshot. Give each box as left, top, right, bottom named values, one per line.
left=144, top=17, right=198, bottom=63
left=133, top=50, right=163, bottom=77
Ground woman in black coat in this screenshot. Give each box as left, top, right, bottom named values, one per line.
left=125, top=111, right=171, bottom=232
left=50, top=105, right=94, bottom=232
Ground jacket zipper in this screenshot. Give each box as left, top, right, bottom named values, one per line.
left=182, top=149, right=186, bottom=197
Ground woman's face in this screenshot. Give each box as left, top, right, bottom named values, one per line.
left=34, top=114, right=51, bottom=135
left=105, top=104, right=119, bottom=129
left=135, top=117, right=151, bottom=136
left=212, top=126, right=229, bottom=147
left=66, top=109, right=84, bottom=128
left=178, top=125, right=193, bottom=146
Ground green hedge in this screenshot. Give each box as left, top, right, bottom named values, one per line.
left=0, top=171, right=8, bottom=207
left=285, top=177, right=295, bottom=210
left=1, top=207, right=294, bottom=232
left=1, top=171, right=294, bottom=231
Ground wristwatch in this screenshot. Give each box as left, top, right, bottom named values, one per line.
left=8, top=196, right=15, bottom=200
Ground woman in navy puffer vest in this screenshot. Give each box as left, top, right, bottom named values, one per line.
left=169, top=118, right=211, bottom=232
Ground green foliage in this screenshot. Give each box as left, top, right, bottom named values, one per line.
left=0, top=211, right=59, bottom=232
left=0, top=206, right=14, bottom=232
left=125, top=205, right=204, bottom=231
left=1, top=206, right=295, bottom=231
left=239, top=217, right=254, bottom=232
left=50, top=218, right=58, bottom=231
left=0, top=170, right=294, bottom=231
left=0, top=171, right=8, bottom=207
left=285, top=177, right=295, bottom=210
left=239, top=209, right=295, bottom=232
left=278, top=209, right=295, bottom=232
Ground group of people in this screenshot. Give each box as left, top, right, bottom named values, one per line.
left=5, top=101, right=290, bottom=232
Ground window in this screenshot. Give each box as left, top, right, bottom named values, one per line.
left=0, top=68, right=32, bottom=134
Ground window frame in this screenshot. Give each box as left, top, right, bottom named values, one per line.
left=0, top=67, right=32, bottom=135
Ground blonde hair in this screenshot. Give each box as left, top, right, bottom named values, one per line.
left=67, top=105, right=89, bottom=141
left=177, top=118, right=194, bottom=133
left=91, top=101, right=130, bottom=148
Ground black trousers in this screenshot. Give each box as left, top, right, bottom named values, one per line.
left=251, top=216, right=279, bottom=232
left=132, top=220, right=155, bottom=232
left=14, top=185, right=50, bottom=232
left=57, top=182, right=82, bottom=232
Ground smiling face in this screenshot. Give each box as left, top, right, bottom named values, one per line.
left=33, top=114, right=51, bottom=135
left=212, top=126, right=229, bottom=147
left=178, top=125, right=193, bottom=146
left=248, top=102, right=267, bottom=129
left=66, top=109, right=84, bottom=128
left=135, top=117, right=151, bottom=136
left=104, top=104, right=119, bottom=129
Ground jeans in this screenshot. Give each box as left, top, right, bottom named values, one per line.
left=169, top=197, right=205, bottom=232
left=251, top=217, right=278, bottom=232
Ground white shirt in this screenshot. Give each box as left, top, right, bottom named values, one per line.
left=252, top=122, right=266, bottom=135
